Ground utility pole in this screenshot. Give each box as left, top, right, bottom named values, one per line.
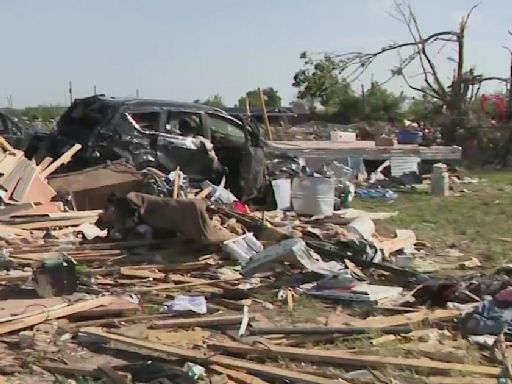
left=93, top=85, right=97, bottom=95
left=68, top=81, right=73, bottom=105
left=136, top=89, right=140, bottom=98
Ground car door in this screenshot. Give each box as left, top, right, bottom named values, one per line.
left=155, top=110, right=214, bottom=180
left=99, top=109, right=160, bottom=169
left=206, top=112, right=266, bottom=201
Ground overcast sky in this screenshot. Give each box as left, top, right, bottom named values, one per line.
left=1, top=0, right=511, bottom=107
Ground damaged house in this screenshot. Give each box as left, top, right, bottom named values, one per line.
left=36, top=96, right=267, bottom=201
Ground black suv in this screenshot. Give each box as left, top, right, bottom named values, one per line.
left=39, top=95, right=266, bottom=201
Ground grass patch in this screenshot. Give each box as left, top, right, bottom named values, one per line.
left=353, top=170, right=512, bottom=267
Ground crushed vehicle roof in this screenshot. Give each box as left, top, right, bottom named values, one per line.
left=80, top=95, right=228, bottom=114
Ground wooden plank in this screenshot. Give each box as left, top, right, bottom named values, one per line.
left=68, top=313, right=176, bottom=330
left=0, top=224, right=32, bottom=237
left=150, top=315, right=248, bottom=329
left=0, top=158, right=28, bottom=193
left=134, top=278, right=237, bottom=293
left=12, top=216, right=98, bottom=230
left=120, top=267, right=165, bottom=280
left=208, top=342, right=501, bottom=377
left=11, top=162, right=37, bottom=202
left=427, top=377, right=496, bottom=384
left=210, top=365, right=271, bottom=384
left=40, top=144, right=82, bottom=178
left=97, top=365, right=130, bottom=384
left=37, top=157, right=54, bottom=172
left=348, top=309, right=461, bottom=328
left=10, top=210, right=102, bottom=220
left=37, top=363, right=100, bottom=378
left=151, top=314, right=248, bottom=330
left=0, top=151, right=23, bottom=178
left=19, top=174, right=56, bottom=203
left=0, top=137, right=15, bottom=152
left=0, top=296, right=113, bottom=335
left=0, top=203, right=36, bottom=218
left=80, top=328, right=340, bottom=384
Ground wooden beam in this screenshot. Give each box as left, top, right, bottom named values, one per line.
left=37, top=363, right=100, bottom=378
left=150, top=314, right=249, bottom=330
left=258, top=88, right=273, bottom=141
left=40, top=144, right=82, bottom=178
left=210, top=365, right=270, bottom=384
left=208, top=341, right=501, bottom=377
left=68, top=313, right=176, bottom=330
left=0, top=296, right=113, bottom=335
left=12, top=216, right=98, bottom=230
left=0, top=137, right=15, bottom=152
left=11, top=163, right=36, bottom=202
left=348, top=309, right=461, bottom=328
left=80, top=328, right=340, bottom=384
left=37, top=157, right=54, bottom=172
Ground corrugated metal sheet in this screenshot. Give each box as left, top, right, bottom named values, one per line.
left=390, top=156, right=420, bottom=177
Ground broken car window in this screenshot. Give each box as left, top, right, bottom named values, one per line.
left=165, top=111, right=202, bottom=136
left=207, top=114, right=245, bottom=146
left=128, top=112, right=160, bottom=132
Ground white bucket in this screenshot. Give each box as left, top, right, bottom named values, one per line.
left=271, top=179, right=292, bottom=210
left=291, top=177, right=335, bottom=216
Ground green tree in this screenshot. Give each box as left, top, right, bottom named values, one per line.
left=202, top=94, right=226, bottom=108
left=293, top=54, right=361, bottom=122
left=293, top=54, right=345, bottom=108
left=20, top=105, right=66, bottom=122
left=295, top=1, right=508, bottom=144
left=407, top=94, right=443, bottom=124
left=237, top=87, right=281, bottom=109
left=364, top=82, right=405, bottom=122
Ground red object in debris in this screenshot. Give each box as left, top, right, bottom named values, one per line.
left=481, top=94, right=506, bottom=122
left=232, top=201, right=251, bottom=214
left=495, top=286, right=512, bottom=303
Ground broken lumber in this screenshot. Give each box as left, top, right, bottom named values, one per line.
left=68, top=314, right=176, bottom=330
left=81, top=328, right=340, bottom=384
left=208, top=341, right=501, bottom=377
left=40, top=143, right=82, bottom=178
left=248, top=325, right=412, bottom=336
left=37, top=363, right=101, bottom=378
left=150, top=314, right=250, bottom=330
left=37, top=157, right=54, bottom=172
left=348, top=308, right=461, bottom=328
left=209, top=364, right=271, bottom=384
left=11, top=216, right=98, bottom=230
left=11, top=163, right=36, bottom=202
left=0, top=138, right=14, bottom=152
left=0, top=296, right=113, bottom=335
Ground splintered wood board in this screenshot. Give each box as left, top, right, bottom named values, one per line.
left=11, top=162, right=37, bottom=202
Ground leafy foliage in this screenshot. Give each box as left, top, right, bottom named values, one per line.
left=237, top=87, right=282, bottom=109
left=407, top=94, right=443, bottom=123
left=19, top=105, right=66, bottom=122
left=200, top=94, right=226, bottom=108
left=293, top=55, right=405, bottom=123
left=364, top=82, right=405, bottom=122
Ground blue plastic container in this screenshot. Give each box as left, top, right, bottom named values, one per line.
left=397, top=130, right=423, bottom=144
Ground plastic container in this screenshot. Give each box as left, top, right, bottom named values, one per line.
left=271, top=179, right=292, bottom=210
left=397, top=130, right=423, bottom=144
left=291, top=177, right=335, bottom=216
